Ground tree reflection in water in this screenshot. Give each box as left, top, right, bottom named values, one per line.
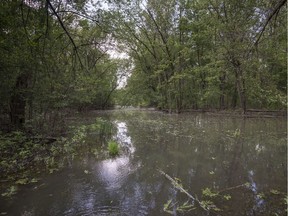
left=0, top=111, right=286, bottom=216
left=94, top=121, right=140, bottom=191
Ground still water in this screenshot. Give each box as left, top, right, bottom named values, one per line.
left=1, top=111, right=287, bottom=215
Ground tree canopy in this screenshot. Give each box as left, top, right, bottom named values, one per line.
left=0, top=0, right=286, bottom=129
left=108, top=0, right=287, bottom=113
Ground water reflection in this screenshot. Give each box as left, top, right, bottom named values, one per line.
left=248, top=170, right=265, bottom=211
left=94, top=121, right=139, bottom=190
left=95, top=157, right=130, bottom=189
left=115, top=121, right=135, bottom=154
left=0, top=111, right=286, bottom=216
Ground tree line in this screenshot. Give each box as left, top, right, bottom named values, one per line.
left=111, top=0, right=287, bottom=113
left=0, top=0, right=125, bottom=129
left=0, top=0, right=286, bottom=130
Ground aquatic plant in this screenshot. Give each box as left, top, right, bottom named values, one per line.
left=107, top=140, right=119, bottom=156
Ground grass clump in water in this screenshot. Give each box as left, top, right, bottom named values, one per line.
left=107, top=140, right=119, bottom=156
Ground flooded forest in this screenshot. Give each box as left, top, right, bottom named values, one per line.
left=0, top=0, right=287, bottom=215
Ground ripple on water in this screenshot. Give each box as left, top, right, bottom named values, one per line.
left=94, top=156, right=131, bottom=190
left=64, top=205, right=121, bottom=216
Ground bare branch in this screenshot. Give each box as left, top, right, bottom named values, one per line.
left=123, top=22, right=157, bottom=59
left=145, top=8, right=174, bottom=70
left=254, top=0, right=287, bottom=46
left=46, top=0, right=86, bottom=70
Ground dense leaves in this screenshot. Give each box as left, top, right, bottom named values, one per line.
left=0, top=0, right=286, bottom=181
left=0, top=0, right=286, bottom=129
left=0, top=0, right=120, bottom=129
left=108, top=0, right=287, bottom=113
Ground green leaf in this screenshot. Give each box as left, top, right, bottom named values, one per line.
left=163, top=199, right=173, bottom=214
left=223, top=194, right=232, bottom=200
left=270, top=189, right=280, bottom=195
left=30, top=178, right=39, bottom=183
left=1, top=186, right=18, bottom=197
left=256, top=193, right=265, bottom=199
left=15, top=178, right=29, bottom=185
left=202, top=188, right=218, bottom=198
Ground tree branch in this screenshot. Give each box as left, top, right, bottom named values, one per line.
left=46, top=0, right=86, bottom=70
left=123, top=22, right=157, bottom=59
left=254, top=0, right=287, bottom=46
left=57, top=10, right=100, bottom=24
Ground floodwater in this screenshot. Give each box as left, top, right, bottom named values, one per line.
left=0, top=111, right=287, bottom=215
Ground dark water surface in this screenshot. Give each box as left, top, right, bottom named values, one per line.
left=1, top=111, right=287, bottom=215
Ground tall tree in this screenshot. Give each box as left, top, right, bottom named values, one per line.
left=108, top=0, right=286, bottom=112
left=0, top=0, right=118, bottom=129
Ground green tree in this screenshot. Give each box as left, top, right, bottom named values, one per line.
left=109, top=0, right=286, bottom=112
left=0, top=0, right=118, bottom=129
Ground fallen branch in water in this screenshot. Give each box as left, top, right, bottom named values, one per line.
left=159, top=170, right=195, bottom=199
left=158, top=169, right=210, bottom=212
left=218, top=183, right=249, bottom=193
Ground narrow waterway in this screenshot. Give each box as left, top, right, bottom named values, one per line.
left=1, top=111, right=287, bottom=215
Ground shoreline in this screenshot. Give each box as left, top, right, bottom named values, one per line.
left=110, top=107, right=287, bottom=118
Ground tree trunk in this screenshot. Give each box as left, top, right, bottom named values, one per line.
left=232, top=82, right=238, bottom=109
left=9, top=74, right=28, bottom=129
left=235, top=68, right=246, bottom=114
left=219, top=72, right=226, bottom=110
left=231, top=57, right=247, bottom=114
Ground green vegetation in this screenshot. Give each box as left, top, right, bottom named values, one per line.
left=0, top=0, right=286, bottom=207
left=110, top=0, right=286, bottom=113
left=1, top=186, right=18, bottom=198
left=161, top=170, right=287, bottom=215
left=0, top=131, right=61, bottom=181
left=202, top=187, right=219, bottom=198
left=0, top=0, right=124, bottom=131
left=164, top=199, right=195, bottom=214
left=107, top=140, right=120, bottom=156
left=0, top=0, right=286, bottom=132
left=0, top=118, right=114, bottom=191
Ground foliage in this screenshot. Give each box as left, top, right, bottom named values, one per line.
left=107, top=140, right=119, bottom=156
left=0, top=117, right=114, bottom=196
left=107, top=0, right=287, bottom=113
left=202, top=188, right=219, bottom=198
left=163, top=199, right=173, bottom=214
left=1, top=186, right=18, bottom=198
left=160, top=167, right=285, bottom=215
left=0, top=0, right=285, bottom=130
left=270, top=189, right=281, bottom=195
left=0, top=0, right=120, bottom=130
left=163, top=199, right=195, bottom=214
left=223, top=194, right=232, bottom=201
